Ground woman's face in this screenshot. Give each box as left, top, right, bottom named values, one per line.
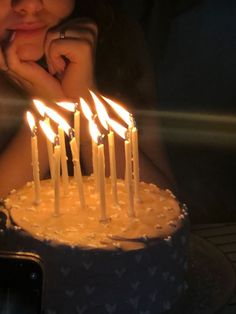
left=1, top=0, right=76, bottom=60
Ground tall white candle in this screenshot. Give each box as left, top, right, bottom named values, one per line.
left=108, top=131, right=118, bottom=206
left=98, top=142, right=107, bottom=221
left=131, top=127, right=140, bottom=199
left=92, top=141, right=98, bottom=193
left=125, top=139, right=135, bottom=217
left=26, top=112, right=41, bottom=205
left=89, top=91, right=118, bottom=205
left=107, top=118, right=134, bottom=216
left=31, top=133, right=41, bottom=205
left=45, top=118, right=55, bottom=182
left=70, top=136, right=85, bottom=209
left=58, top=125, right=69, bottom=195
left=54, top=139, right=61, bottom=216
left=74, top=109, right=80, bottom=156
left=32, top=100, right=54, bottom=181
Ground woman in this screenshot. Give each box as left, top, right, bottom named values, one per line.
left=0, top=0, right=173, bottom=198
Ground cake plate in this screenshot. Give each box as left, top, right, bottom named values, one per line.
left=169, top=234, right=236, bottom=314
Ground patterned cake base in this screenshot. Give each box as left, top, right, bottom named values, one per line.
left=169, top=234, right=235, bottom=314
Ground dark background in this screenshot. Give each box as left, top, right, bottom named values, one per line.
left=117, top=0, right=236, bottom=224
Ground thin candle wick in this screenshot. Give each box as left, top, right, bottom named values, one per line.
left=129, top=114, right=136, bottom=127
left=31, top=126, right=37, bottom=137
left=69, top=128, right=75, bottom=140
left=125, top=130, right=130, bottom=141
left=54, top=135, right=60, bottom=146
left=98, top=134, right=105, bottom=145
left=74, top=102, right=79, bottom=112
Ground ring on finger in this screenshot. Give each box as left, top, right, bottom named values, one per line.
left=59, top=29, right=66, bottom=39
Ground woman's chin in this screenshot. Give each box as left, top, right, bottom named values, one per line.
left=17, top=44, right=44, bottom=61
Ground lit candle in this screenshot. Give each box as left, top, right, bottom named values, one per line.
left=74, top=105, right=80, bottom=156
left=89, top=120, right=107, bottom=221
left=58, top=125, right=69, bottom=195
left=103, top=96, right=140, bottom=199
left=108, top=118, right=135, bottom=217
left=45, top=107, right=70, bottom=195
left=26, top=111, right=41, bottom=205
left=125, top=137, right=134, bottom=217
left=33, top=99, right=54, bottom=181
left=80, top=98, right=98, bottom=192
left=92, top=141, right=98, bottom=193
left=98, top=139, right=106, bottom=221
left=40, top=121, right=61, bottom=216
left=69, top=130, right=85, bottom=209
left=90, top=90, right=118, bottom=205
left=46, top=123, right=55, bottom=182
left=51, top=109, right=85, bottom=209
left=131, top=125, right=140, bottom=199
left=54, top=137, right=61, bottom=216
left=57, top=101, right=80, bottom=156
left=107, top=130, right=118, bottom=205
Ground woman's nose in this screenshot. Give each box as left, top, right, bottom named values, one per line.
left=12, top=0, right=43, bottom=15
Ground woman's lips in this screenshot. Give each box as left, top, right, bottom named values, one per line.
left=10, top=23, right=47, bottom=38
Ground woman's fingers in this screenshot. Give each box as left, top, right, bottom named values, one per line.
left=4, top=42, right=65, bottom=100
left=0, top=47, right=9, bottom=71
left=45, top=19, right=98, bottom=75
left=2, top=43, right=34, bottom=89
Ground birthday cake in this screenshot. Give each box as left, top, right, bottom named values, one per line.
left=4, top=176, right=189, bottom=314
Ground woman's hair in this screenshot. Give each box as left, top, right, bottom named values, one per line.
left=0, top=71, right=30, bottom=152
left=71, top=0, right=114, bottom=34
left=70, top=0, right=157, bottom=110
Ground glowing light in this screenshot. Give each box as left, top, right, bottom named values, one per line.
left=40, top=120, right=56, bottom=144
left=26, top=111, right=36, bottom=132
left=90, top=90, right=109, bottom=130
left=102, top=96, right=132, bottom=126
left=108, top=118, right=127, bottom=140
left=89, top=120, right=102, bottom=144
left=45, top=107, right=71, bottom=136
left=57, top=101, right=76, bottom=112
left=80, top=98, right=93, bottom=121
left=33, top=99, right=47, bottom=117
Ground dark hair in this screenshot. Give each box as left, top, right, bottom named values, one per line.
left=68, top=1, right=157, bottom=110
left=70, top=0, right=114, bottom=35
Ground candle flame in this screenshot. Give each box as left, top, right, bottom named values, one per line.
left=90, top=90, right=109, bottom=130
left=33, top=99, right=47, bottom=117
left=108, top=118, right=127, bottom=140
left=80, top=98, right=93, bottom=121
left=26, top=111, right=36, bottom=132
left=40, top=120, right=57, bottom=144
left=57, top=101, right=76, bottom=112
left=102, top=96, right=132, bottom=127
left=45, top=107, right=71, bottom=136
left=89, top=120, right=102, bottom=144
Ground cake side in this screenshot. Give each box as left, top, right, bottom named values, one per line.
left=6, top=176, right=185, bottom=250
left=4, top=212, right=189, bottom=314
left=4, top=177, right=189, bottom=314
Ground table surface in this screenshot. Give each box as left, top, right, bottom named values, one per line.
left=192, top=223, right=236, bottom=314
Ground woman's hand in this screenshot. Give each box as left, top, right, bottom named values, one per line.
left=45, top=18, right=98, bottom=100
left=2, top=39, right=65, bottom=101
